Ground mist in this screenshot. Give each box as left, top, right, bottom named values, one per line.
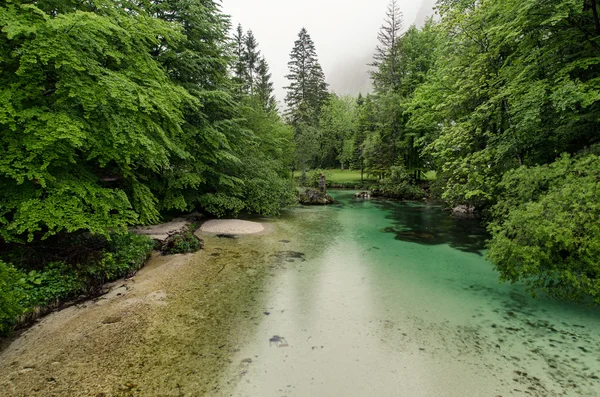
left=221, top=0, right=436, bottom=102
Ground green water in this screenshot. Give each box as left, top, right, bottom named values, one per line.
left=220, top=190, right=600, bottom=396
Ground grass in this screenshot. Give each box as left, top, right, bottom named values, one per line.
left=423, top=171, right=437, bottom=181
left=327, top=169, right=437, bottom=183
left=327, top=169, right=377, bottom=183
left=295, top=169, right=437, bottom=186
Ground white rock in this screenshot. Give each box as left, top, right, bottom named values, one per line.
left=200, top=219, right=264, bottom=235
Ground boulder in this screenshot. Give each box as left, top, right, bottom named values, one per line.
left=355, top=191, right=371, bottom=199
left=298, top=188, right=334, bottom=205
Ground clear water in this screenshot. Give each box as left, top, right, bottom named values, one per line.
left=220, top=190, right=600, bottom=397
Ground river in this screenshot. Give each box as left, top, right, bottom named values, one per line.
left=1, top=190, right=599, bottom=396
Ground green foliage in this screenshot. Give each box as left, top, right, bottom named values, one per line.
left=161, top=226, right=203, bottom=255
left=488, top=154, right=600, bottom=304
left=317, top=95, right=358, bottom=169
left=18, top=263, right=84, bottom=309
left=374, top=166, right=426, bottom=200
left=0, top=0, right=298, bottom=242
left=0, top=232, right=154, bottom=334
left=0, top=260, right=25, bottom=334
left=93, top=233, right=155, bottom=281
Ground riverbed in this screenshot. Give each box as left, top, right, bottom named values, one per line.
left=1, top=191, right=599, bottom=396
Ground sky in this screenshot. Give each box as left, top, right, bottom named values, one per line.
left=220, top=0, right=436, bottom=104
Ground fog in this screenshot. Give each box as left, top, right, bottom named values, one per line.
left=221, top=0, right=436, bottom=103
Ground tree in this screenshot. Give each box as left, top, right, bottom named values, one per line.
left=232, top=23, right=247, bottom=94
left=285, top=28, right=329, bottom=171
left=284, top=27, right=329, bottom=128
left=244, top=30, right=260, bottom=94
left=318, top=95, right=359, bottom=169
left=0, top=0, right=191, bottom=239
left=488, top=153, right=600, bottom=304
left=255, top=57, right=277, bottom=112
left=371, top=0, right=404, bottom=91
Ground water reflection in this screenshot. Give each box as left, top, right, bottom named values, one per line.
left=370, top=199, right=488, bottom=254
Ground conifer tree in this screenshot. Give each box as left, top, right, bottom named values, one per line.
left=231, top=26, right=277, bottom=112
left=244, top=30, right=260, bottom=94
left=233, top=24, right=247, bottom=94
left=284, top=28, right=329, bottom=128
left=371, top=0, right=404, bottom=91
left=255, top=57, right=277, bottom=112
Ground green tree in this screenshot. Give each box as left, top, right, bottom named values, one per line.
left=488, top=153, right=600, bottom=304
left=317, top=95, right=358, bottom=169
left=0, top=0, right=191, bottom=240
left=255, top=57, right=277, bottom=112
left=284, top=28, right=329, bottom=128
left=285, top=28, right=329, bottom=171
left=371, top=0, right=404, bottom=91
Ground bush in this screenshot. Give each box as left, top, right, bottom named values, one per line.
left=488, top=154, right=600, bottom=304
left=0, top=232, right=155, bottom=335
left=161, top=226, right=203, bottom=255
left=298, top=169, right=333, bottom=188
left=373, top=166, right=426, bottom=200
left=0, top=261, right=26, bottom=335
left=19, top=263, right=85, bottom=309
left=99, top=233, right=156, bottom=280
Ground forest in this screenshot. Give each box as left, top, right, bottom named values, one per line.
left=1, top=0, right=600, bottom=335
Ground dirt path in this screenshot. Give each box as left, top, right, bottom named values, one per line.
left=0, top=230, right=281, bottom=397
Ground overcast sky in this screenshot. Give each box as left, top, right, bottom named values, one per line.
left=220, top=0, right=436, bottom=103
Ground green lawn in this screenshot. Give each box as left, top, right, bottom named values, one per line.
left=296, top=169, right=436, bottom=185
left=423, top=171, right=437, bottom=181
left=327, top=169, right=376, bottom=183
left=327, top=169, right=437, bottom=183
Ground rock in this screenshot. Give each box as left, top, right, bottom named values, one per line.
left=354, top=191, right=371, bottom=199
left=200, top=219, right=265, bottom=235
left=298, top=188, right=334, bottom=205
left=131, top=218, right=192, bottom=243
left=452, top=205, right=476, bottom=217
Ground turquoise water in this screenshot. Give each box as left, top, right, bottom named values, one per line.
left=221, top=190, right=600, bottom=396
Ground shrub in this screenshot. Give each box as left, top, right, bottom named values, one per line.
left=374, top=166, right=426, bottom=200
left=0, top=232, right=155, bottom=334
left=161, top=226, right=203, bottom=255
left=0, top=261, right=26, bottom=335
left=303, top=169, right=333, bottom=188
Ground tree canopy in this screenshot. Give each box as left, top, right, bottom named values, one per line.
left=0, top=0, right=295, bottom=243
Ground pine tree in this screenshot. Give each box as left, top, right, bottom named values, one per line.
left=371, top=0, right=404, bottom=91
left=255, top=57, right=277, bottom=112
left=244, top=30, right=260, bottom=94
left=233, top=24, right=247, bottom=94
left=284, top=28, right=329, bottom=128
left=231, top=26, right=277, bottom=112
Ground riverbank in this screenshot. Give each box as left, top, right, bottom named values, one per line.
left=0, top=227, right=283, bottom=396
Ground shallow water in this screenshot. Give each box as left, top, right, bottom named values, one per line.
left=220, top=190, right=600, bottom=396
left=2, top=191, right=599, bottom=396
